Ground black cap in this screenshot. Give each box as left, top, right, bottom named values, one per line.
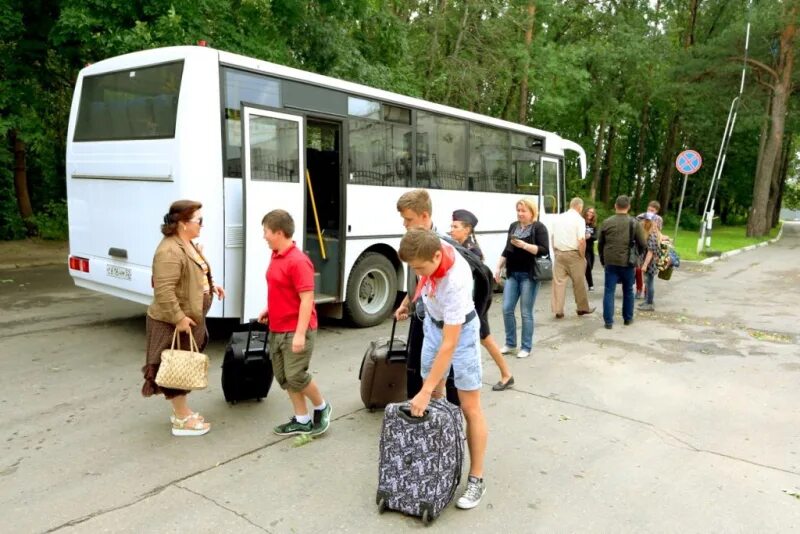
left=452, top=209, right=478, bottom=228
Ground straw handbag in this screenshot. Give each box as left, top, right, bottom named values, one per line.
left=155, top=330, right=209, bottom=390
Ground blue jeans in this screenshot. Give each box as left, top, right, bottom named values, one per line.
left=603, top=265, right=635, bottom=325
left=644, top=271, right=655, bottom=305
left=502, top=271, right=541, bottom=351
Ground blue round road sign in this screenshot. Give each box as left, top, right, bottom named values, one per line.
left=676, top=150, right=702, bottom=175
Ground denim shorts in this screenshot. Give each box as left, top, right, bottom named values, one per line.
left=420, top=315, right=482, bottom=391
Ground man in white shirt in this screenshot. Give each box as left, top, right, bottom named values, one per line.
left=551, top=197, right=595, bottom=318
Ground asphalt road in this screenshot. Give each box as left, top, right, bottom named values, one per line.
left=1, top=224, right=799, bottom=533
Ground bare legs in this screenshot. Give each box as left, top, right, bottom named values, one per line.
left=288, top=379, right=324, bottom=416
left=481, top=334, right=512, bottom=384
left=457, top=389, right=487, bottom=478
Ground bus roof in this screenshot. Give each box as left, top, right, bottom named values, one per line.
left=79, top=45, right=586, bottom=177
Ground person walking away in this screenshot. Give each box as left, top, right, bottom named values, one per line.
left=142, top=200, right=225, bottom=437
left=449, top=209, right=514, bottom=391
left=597, top=196, right=647, bottom=329
left=551, top=197, right=595, bottom=318
left=638, top=213, right=663, bottom=312
left=397, top=229, right=488, bottom=510
left=258, top=209, right=332, bottom=436
left=495, top=198, right=550, bottom=359
left=583, top=207, right=598, bottom=291
left=635, top=201, right=663, bottom=299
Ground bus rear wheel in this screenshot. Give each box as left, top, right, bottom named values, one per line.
left=345, top=252, right=397, bottom=327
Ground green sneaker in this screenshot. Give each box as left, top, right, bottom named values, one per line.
left=273, top=416, right=312, bottom=436
left=311, top=403, right=332, bottom=436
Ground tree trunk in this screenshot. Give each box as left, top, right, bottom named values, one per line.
left=754, top=95, right=772, bottom=180
left=11, top=130, right=35, bottom=230
left=423, top=0, right=448, bottom=99
left=747, top=2, right=796, bottom=237
left=657, top=114, right=680, bottom=211
left=633, top=99, right=651, bottom=208
left=518, top=2, right=536, bottom=125
left=600, top=125, right=617, bottom=204
left=767, top=137, right=792, bottom=228
left=589, top=120, right=607, bottom=202
left=443, top=2, right=470, bottom=102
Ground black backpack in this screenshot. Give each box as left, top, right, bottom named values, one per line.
left=440, top=235, right=494, bottom=317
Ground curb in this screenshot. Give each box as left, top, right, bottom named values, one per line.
left=0, top=259, right=68, bottom=271
left=689, top=223, right=784, bottom=266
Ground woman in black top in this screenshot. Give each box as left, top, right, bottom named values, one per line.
left=449, top=209, right=514, bottom=391
left=583, top=207, right=597, bottom=291
left=495, top=198, right=550, bottom=359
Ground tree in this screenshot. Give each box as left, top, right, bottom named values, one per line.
left=746, top=0, right=799, bottom=236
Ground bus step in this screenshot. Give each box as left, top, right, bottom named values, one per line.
left=315, top=293, right=337, bottom=304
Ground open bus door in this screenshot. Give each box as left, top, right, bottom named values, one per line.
left=241, top=107, right=305, bottom=321
left=540, top=157, right=561, bottom=216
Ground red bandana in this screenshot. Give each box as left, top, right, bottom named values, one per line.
left=413, top=244, right=456, bottom=302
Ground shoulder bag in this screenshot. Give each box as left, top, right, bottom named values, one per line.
left=531, top=222, right=553, bottom=281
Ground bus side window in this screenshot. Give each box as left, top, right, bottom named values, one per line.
left=153, top=94, right=178, bottom=137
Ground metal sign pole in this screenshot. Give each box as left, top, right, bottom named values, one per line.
left=674, top=172, right=689, bottom=239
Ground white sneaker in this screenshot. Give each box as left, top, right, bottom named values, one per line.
left=500, top=345, right=515, bottom=355
left=516, top=350, right=530, bottom=359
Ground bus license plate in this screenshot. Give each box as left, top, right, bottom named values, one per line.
left=106, top=264, right=131, bottom=281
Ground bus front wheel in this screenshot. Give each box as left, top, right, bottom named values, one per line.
left=345, top=252, right=397, bottom=327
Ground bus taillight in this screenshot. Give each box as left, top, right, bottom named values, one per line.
left=69, top=256, right=90, bottom=273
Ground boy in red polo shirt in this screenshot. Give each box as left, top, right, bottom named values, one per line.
left=257, top=209, right=331, bottom=436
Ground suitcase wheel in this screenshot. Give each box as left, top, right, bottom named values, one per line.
left=377, top=497, right=386, bottom=514
left=422, top=509, right=431, bottom=525
left=257, top=398, right=263, bottom=402
left=230, top=400, right=238, bottom=405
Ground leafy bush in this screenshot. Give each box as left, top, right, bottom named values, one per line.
left=29, top=200, right=68, bottom=240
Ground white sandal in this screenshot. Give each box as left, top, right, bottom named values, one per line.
left=170, top=412, right=204, bottom=424
left=171, top=413, right=210, bottom=437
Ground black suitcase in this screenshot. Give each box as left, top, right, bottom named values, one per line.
left=376, top=399, right=465, bottom=524
left=359, top=318, right=408, bottom=410
left=221, top=321, right=273, bottom=404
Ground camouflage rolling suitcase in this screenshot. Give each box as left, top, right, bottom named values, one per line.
left=376, top=398, right=464, bottom=524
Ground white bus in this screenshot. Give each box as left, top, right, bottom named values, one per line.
left=66, top=45, right=586, bottom=327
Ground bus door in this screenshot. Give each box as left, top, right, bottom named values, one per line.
left=241, top=107, right=305, bottom=321
left=540, top=157, right=561, bottom=216
left=304, top=119, right=342, bottom=303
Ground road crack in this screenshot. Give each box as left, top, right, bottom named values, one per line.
left=176, top=485, right=272, bottom=532
left=44, top=409, right=358, bottom=533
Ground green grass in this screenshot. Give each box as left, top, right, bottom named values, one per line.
left=671, top=223, right=782, bottom=261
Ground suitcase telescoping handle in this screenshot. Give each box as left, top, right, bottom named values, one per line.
left=245, top=319, right=265, bottom=352
left=387, top=317, right=407, bottom=363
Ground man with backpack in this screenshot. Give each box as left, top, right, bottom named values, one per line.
left=597, top=195, right=648, bottom=329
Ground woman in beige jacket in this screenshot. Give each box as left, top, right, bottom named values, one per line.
left=142, top=200, right=225, bottom=436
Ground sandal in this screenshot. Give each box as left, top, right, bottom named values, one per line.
left=170, top=412, right=204, bottom=424
left=171, top=413, right=210, bottom=437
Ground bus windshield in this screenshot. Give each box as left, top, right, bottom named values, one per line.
left=73, top=60, right=184, bottom=142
